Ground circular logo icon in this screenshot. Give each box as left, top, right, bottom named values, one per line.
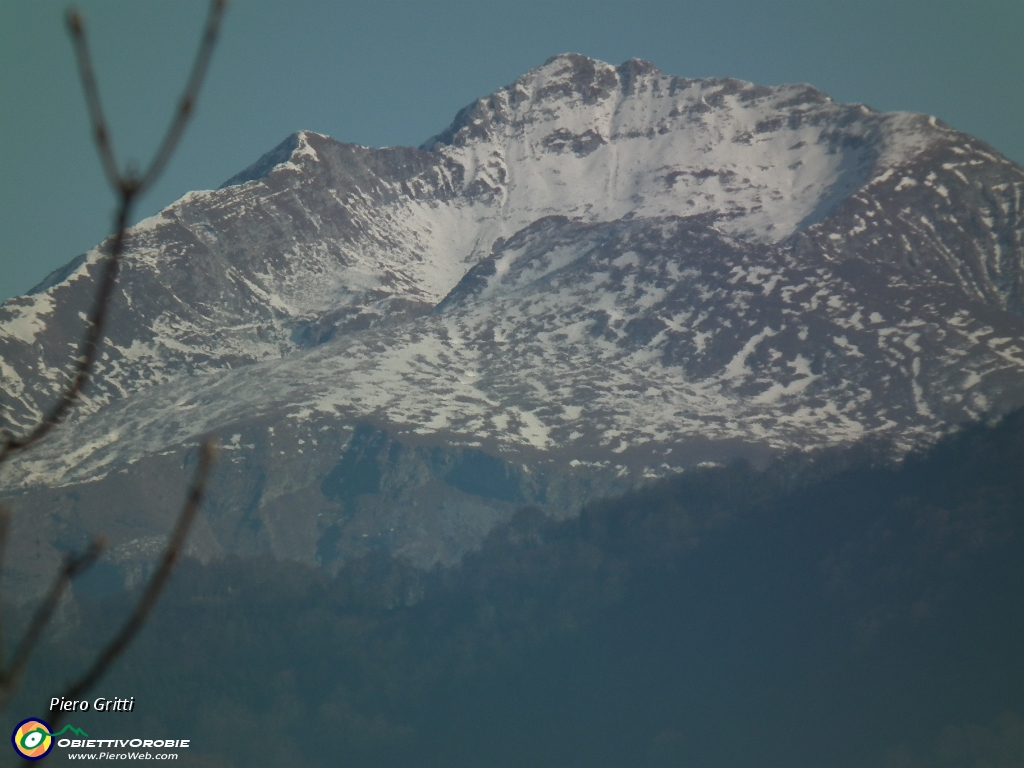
left=11, top=719, right=53, bottom=760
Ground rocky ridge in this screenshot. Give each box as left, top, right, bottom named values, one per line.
left=1, top=54, right=1023, bottom=588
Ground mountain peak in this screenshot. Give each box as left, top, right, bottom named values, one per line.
left=418, top=55, right=933, bottom=247
left=522, top=53, right=622, bottom=102
left=518, top=54, right=666, bottom=102
left=4, top=56, right=1024, bottom=575
left=220, top=130, right=327, bottom=188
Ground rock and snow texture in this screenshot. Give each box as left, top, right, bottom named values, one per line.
left=2, top=54, right=1024, bottom=570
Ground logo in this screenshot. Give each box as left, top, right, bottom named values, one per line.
left=11, top=719, right=55, bottom=760
left=11, top=720, right=88, bottom=760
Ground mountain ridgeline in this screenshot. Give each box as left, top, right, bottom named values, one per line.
left=2, top=54, right=1024, bottom=590
left=1, top=53, right=1023, bottom=605
left=1, top=53, right=1023, bottom=766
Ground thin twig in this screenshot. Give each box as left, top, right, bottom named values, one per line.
left=64, top=9, right=120, bottom=193
left=0, top=0, right=225, bottom=718
left=139, top=0, right=229, bottom=196
left=0, top=540, right=105, bottom=712
left=0, top=0, right=228, bottom=467
left=0, top=206, right=129, bottom=466
left=53, top=439, right=217, bottom=722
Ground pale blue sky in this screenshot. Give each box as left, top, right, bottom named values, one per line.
left=1, top=0, right=1022, bottom=302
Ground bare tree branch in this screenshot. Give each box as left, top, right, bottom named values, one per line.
left=65, top=0, right=229, bottom=198
left=0, top=219, right=124, bottom=466
left=139, top=0, right=229, bottom=196
left=0, top=539, right=105, bottom=712
left=0, top=1, right=227, bottom=716
left=0, top=0, right=228, bottom=467
left=53, top=438, right=217, bottom=723
left=64, top=9, right=121, bottom=194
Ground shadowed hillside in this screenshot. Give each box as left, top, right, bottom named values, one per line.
left=12, top=410, right=1024, bottom=767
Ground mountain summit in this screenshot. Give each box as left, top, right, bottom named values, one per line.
left=2, top=55, right=1023, bottom=586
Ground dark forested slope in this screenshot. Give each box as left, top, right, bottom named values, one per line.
left=16, top=410, right=1024, bottom=767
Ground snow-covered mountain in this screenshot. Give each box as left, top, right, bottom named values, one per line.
left=2, top=55, right=1023, bottom=589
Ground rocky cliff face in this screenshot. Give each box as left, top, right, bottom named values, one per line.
left=2, top=54, right=1023, bottom=594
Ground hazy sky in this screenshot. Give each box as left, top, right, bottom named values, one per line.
left=1, top=0, right=1022, bottom=303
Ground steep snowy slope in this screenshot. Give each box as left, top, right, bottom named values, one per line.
left=2, top=54, right=1023, bottom=584
left=7, top=55, right=1018, bottom=431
